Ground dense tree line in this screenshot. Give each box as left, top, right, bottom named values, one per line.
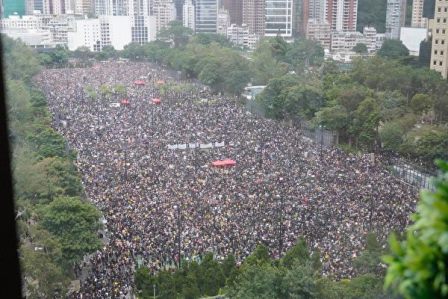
left=256, top=44, right=448, bottom=167
left=3, top=35, right=101, bottom=298
left=135, top=234, right=396, bottom=299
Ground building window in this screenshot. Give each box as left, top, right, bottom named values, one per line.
left=438, top=18, right=441, bottom=23
left=442, top=51, right=445, bottom=55
left=434, top=60, right=438, bottom=65
left=443, top=39, right=446, bottom=44
left=435, top=50, right=439, bottom=54
left=437, top=29, right=440, bottom=33
left=440, top=61, right=443, bottom=66
left=436, top=39, right=439, bottom=44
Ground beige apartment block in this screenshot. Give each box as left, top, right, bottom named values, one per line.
left=412, top=0, right=428, bottom=28
left=430, top=1, right=448, bottom=79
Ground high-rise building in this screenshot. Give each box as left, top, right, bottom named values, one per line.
left=385, top=0, right=407, bottom=39
left=412, top=0, right=427, bottom=28
left=430, top=0, right=448, bottom=78
left=242, top=0, right=265, bottom=36
left=265, top=0, right=293, bottom=37
left=3, top=0, right=26, bottom=17
left=221, top=0, right=242, bottom=25
left=153, top=0, right=176, bottom=36
left=182, top=0, right=195, bottom=30
left=195, top=0, right=218, bottom=33
left=129, top=0, right=151, bottom=44
left=94, top=0, right=112, bottom=15
left=326, top=0, right=358, bottom=32
left=74, top=0, right=92, bottom=15
left=302, top=0, right=327, bottom=37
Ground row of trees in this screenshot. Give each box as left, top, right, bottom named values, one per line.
left=256, top=41, right=448, bottom=166
left=3, top=35, right=101, bottom=298
left=135, top=233, right=395, bottom=299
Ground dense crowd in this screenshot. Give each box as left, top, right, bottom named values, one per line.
left=35, top=61, right=418, bottom=298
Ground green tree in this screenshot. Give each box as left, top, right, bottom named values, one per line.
left=281, top=261, right=318, bottom=299
left=158, top=20, right=193, bottom=48
left=384, top=161, right=448, bottom=299
left=357, top=0, right=387, bottom=32
left=230, top=264, right=283, bottom=299
left=40, top=197, right=101, bottom=265
left=353, top=43, right=368, bottom=54
left=410, top=93, right=433, bottom=115
left=378, top=40, right=410, bottom=60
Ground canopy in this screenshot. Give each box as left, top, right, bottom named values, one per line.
left=152, top=98, right=161, bottom=105
left=211, top=159, right=236, bottom=168
left=134, top=80, right=145, bottom=86
left=120, top=99, right=130, bottom=106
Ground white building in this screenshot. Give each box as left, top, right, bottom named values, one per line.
left=182, top=0, right=195, bottom=31
left=376, top=33, right=386, bottom=50
left=0, top=28, right=53, bottom=48
left=0, top=15, right=42, bottom=30
left=386, top=0, right=407, bottom=39
left=363, top=26, right=377, bottom=53
left=330, top=28, right=378, bottom=53
left=265, top=0, right=293, bottom=37
left=217, top=8, right=230, bottom=35
left=226, top=23, right=259, bottom=50
left=331, top=31, right=364, bottom=52
left=400, top=27, right=427, bottom=56
left=67, top=16, right=132, bottom=51
left=306, top=19, right=331, bottom=50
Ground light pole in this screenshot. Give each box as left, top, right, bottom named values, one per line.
left=174, top=205, right=181, bottom=269
left=319, top=125, right=323, bottom=159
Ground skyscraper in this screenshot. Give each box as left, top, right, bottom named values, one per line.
left=221, top=0, right=242, bottom=25
left=412, top=0, right=427, bottom=28
left=430, top=0, right=448, bottom=78
left=385, top=0, right=407, bottom=39
left=153, top=0, right=176, bottom=35
left=301, top=0, right=327, bottom=35
left=326, top=0, right=358, bottom=32
left=265, top=0, right=293, bottom=37
left=183, top=0, right=195, bottom=30
left=243, top=0, right=265, bottom=36
left=195, top=0, right=218, bottom=33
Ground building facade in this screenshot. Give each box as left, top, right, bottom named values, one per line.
left=153, top=0, right=176, bottom=36
left=265, top=0, right=293, bottom=37
left=242, top=0, right=265, bottom=36
left=306, top=18, right=331, bottom=49
left=195, top=0, right=218, bottom=33
left=67, top=16, right=132, bottom=51
left=182, top=0, right=195, bottom=30
left=412, top=0, right=428, bottom=28
left=430, top=0, right=448, bottom=78
left=326, top=0, right=357, bottom=32
left=386, top=0, right=407, bottom=39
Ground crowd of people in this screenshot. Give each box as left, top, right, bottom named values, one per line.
left=35, top=61, right=418, bottom=298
